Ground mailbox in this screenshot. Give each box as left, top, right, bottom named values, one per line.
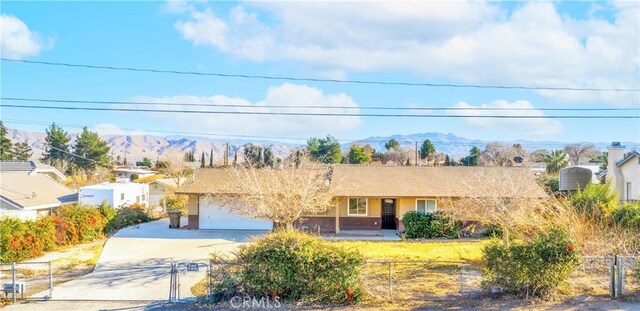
left=187, top=263, right=199, bottom=272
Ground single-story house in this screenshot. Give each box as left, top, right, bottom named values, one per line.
left=147, top=178, right=183, bottom=205
left=602, top=142, right=639, bottom=203
left=79, top=182, right=149, bottom=208
left=113, top=167, right=157, bottom=183
left=175, top=166, right=546, bottom=232
left=0, top=172, right=78, bottom=220
left=0, top=160, right=66, bottom=181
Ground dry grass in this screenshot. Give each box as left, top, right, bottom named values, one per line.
left=330, top=240, right=488, bottom=265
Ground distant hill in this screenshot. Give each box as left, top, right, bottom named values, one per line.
left=7, top=127, right=636, bottom=161
left=7, top=128, right=296, bottom=163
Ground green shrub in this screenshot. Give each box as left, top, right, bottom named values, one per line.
left=610, top=201, right=640, bottom=229
left=536, top=175, right=560, bottom=196
left=104, top=206, right=151, bottom=233
left=483, top=227, right=580, bottom=298
left=402, top=211, right=461, bottom=239
left=569, top=183, right=618, bottom=217
left=485, top=224, right=503, bottom=238
left=211, top=231, right=364, bottom=303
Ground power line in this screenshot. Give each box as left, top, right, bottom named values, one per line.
left=2, top=97, right=638, bottom=112
left=3, top=58, right=639, bottom=92
left=47, top=145, right=109, bottom=167
left=4, top=118, right=638, bottom=148
left=1, top=104, right=638, bottom=119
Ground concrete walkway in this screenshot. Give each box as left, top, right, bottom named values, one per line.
left=45, top=218, right=267, bottom=301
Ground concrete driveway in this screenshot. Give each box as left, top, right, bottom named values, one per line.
left=47, top=217, right=267, bottom=301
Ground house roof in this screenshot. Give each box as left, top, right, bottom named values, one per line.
left=0, top=172, right=77, bottom=209
left=330, top=166, right=547, bottom=198
left=616, top=150, right=640, bottom=167
left=176, top=166, right=547, bottom=198
left=149, top=178, right=183, bottom=189
left=0, top=160, right=66, bottom=180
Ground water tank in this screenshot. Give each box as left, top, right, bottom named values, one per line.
left=559, top=166, right=593, bottom=191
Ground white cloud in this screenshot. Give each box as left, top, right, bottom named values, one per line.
left=0, top=14, right=53, bottom=59
left=128, top=83, right=361, bottom=137
left=448, top=100, right=563, bottom=138
left=171, top=1, right=639, bottom=106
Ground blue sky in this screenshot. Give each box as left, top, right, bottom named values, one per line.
left=1, top=1, right=639, bottom=144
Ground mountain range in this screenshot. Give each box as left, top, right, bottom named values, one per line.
left=6, top=127, right=636, bottom=163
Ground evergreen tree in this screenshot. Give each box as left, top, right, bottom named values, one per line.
left=0, top=122, right=13, bottom=160
left=12, top=142, right=32, bottom=160
left=419, top=139, right=436, bottom=160
left=244, top=144, right=266, bottom=168
left=136, top=157, right=153, bottom=167
left=200, top=151, right=205, bottom=168
left=348, top=145, right=371, bottom=164
left=264, top=147, right=276, bottom=168
left=306, top=135, right=342, bottom=164
left=444, top=155, right=451, bottom=166
left=72, top=127, right=111, bottom=172
left=385, top=138, right=400, bottom=150
left=460, top=146, right=481, bottom=166
left=42, top=123, right=71, bottom=167
left=123, top=156, right=128, bottom=166
left=405, top=158, right=411, bottom=166
left=233, top=150, right=238, bottom=166
left=209, top=148, right=214, bottom=168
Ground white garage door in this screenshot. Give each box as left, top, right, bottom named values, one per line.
left=199, top=199, right=273, bottom=230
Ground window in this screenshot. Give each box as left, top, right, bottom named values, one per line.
left=348, top=198, right=367, bottom=216
left=627, top=182, right=632, bottom=201
left=416, top=199, right=436, bottom=214
left=142, top=194, right=146, bottom=201
left=136, top=196, right=140, bottom=203
left=120, top=193, right=125, bottom=200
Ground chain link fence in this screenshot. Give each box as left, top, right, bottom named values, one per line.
left=360, top=261, right=483, bottom=301
left=0, top=261, right=53, bottom=302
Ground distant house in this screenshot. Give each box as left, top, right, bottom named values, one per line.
left=112, top=167, right=157, bottom=182
left=0, top=160, right=66, bottom=181
left=79, top=183, right=149, bottom=208
left=176, top=166, right=546, bottom=232
left=147, top=178, right=183, bottom=206
left=0, top=170, right=77, bottom=220
left=603, top=142, right=639, bottom=203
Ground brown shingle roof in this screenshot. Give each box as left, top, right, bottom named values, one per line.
left=330, top=166, right=546, bottom=198
left=176, top=166, right=547, bottom=198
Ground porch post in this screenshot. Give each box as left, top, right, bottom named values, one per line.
left=335, top=202, right=340, bottom=234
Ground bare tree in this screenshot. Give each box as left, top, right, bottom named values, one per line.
left=212, top=165, right=334, bottom=230
left=480, top=143, right=528, bottom=167
left=438, top=169, right=552, bottom=244
left=382, top=148, right=413, bottom=165
left=563, top=143, right=596, bottom=165
left=161, top=155, right=191, bottom=187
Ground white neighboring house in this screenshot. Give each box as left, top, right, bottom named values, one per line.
left=0, top=160, right=66, bottom=181
left=148, top=178, right=184, bottom=206
left=603, top=142, right=640, bottom=203
left=79, top=183, right=149, bottom=208
left=113, top=167, right=157, bottom=183
left=0, top=172, right=77, bottom=220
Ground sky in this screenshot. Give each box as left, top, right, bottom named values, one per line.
left=1, top=0, right=639, bottom=144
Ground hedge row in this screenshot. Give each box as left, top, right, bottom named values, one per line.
left=0, top=204, right=153, bottom=262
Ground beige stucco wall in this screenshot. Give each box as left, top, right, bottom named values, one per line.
left=187, top=194, right=199, bottom=215
left=306, top=196, right=448, bottom=218
left=619, top=161, right=640, bottom=201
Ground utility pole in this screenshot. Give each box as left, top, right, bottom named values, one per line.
left=224, top=143, right=229, bottom=167
left=415, top=141, right=418, bottom=166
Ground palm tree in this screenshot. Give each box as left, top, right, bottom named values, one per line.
left=544, top=150, right=569, bottom=174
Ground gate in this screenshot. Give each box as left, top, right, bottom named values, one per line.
left=0, top=261, right=53, bottom=302
left=168, top=261, right=211, bottom=302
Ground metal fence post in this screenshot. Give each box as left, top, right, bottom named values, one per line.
left=617, top=258, right=624, bottom=297
left=49, top=260, right=53, bottom=299
left=12, top=262, right=16, bottom=303
left=207, top=261, right=212, bottom=298
left=610, top=256, right=616, bottom=298
left=387, top=262, right=392, bottom=299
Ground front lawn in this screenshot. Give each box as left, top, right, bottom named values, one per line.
left=330, top=239, right=488, bottom=265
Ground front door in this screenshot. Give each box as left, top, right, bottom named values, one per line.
left=381, top=199, right=396, bottom=229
